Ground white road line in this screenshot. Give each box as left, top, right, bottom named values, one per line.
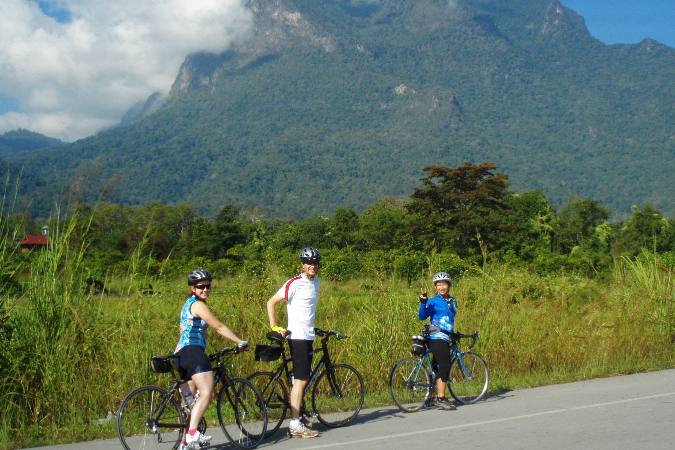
left=300, top=391, right=675, bottom=449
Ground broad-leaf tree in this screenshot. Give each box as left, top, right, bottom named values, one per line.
left=408, top=162, right=511, bottom=257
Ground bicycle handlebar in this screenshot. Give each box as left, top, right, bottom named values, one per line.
left=208, top=344, right=249, bottom=361
left=267, top=327, right=348, bottom=342
left=314, top=327, right=348, bottom=340
left=425, top=328, right=479, bottom=349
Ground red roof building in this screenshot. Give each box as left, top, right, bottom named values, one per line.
left=19, top=234, right=49, bottom=250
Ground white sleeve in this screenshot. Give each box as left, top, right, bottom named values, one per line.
left=275, top=284, right=285, bottom=299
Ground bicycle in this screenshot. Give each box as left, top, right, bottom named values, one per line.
left=389, top=328, right=489, bottom=412
left=116, top=344, right=268, bottom=450
left=248, top=327, right=365, bottom=437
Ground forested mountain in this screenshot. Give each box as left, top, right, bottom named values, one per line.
left=5, top=0, right=675, bottom=217
left=0, top=129, right=63, bottom=158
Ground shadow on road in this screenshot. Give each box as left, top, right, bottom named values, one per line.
left=348, top=405, right=406, bottom=425
left=478, top=388, right=512, bottom=403
left=201, top=390, right=513, bottom=448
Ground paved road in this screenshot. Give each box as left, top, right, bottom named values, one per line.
left=28, top=369, right=675, bottom=450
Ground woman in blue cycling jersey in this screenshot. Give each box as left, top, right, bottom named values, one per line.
left=175, top=269, right=248, bottom=449
left=418, top=271, right=457, bottom=410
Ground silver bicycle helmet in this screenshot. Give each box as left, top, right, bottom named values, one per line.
left=299, top=246, right=321, bottom=264
left=432, top=271, right=452, bottom=284
left=188, top=268, right=213, bottom=286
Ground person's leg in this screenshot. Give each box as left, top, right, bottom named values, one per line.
left=429, top=339, right=451, bottom=399
left=289, top=339, right=313, bottom=417
left=290, top=378, right=308, bottom=419
left=177, top=346, right=214, bottom=444
left=288, top=339, right=318, bottom=437
left=189, top=371, right=214, bottom=430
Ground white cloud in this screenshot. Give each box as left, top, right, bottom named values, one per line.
left=0, top=0, right=253, bottom=141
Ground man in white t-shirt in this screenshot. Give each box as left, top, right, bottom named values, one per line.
left=267, top=246, right=321, bottom=438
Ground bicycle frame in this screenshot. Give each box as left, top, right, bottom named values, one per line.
left=151, top=387, right=187, bottom=434
left=165, top=348, right=248, bottom=427
left=416, top=338, right=473, bottom=383
left=262, top=331, right=342, bottom=410
left=390, top=329, right=487, bottom=412
left=273, top=336, right=330, bottom=394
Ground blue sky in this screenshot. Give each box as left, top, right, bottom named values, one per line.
left=35, top=0, right=72, bottom=23
left=0, top=96, right=21, bottom=114
left=563, top=0, right=675, bottom=47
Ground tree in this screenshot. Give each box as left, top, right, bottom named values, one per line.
left=328, top=208, right=359, bottom=248
left=213, top=205, right=245, bottom=253
left=553, top=197, right=610, bottom=254
left=612, top=204, right=674, bottom=256
left=355, top=198, right=416, bottom=251
left=408, top=162, right=511, bottom=257
left=503, top=191, right=556, bottom=260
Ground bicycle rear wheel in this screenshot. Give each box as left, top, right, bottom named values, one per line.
left=217, top=377, right=268, bottom=449
left=117, top=385, right=184, bottom=450
left=389, top=357, right=432, bottom=412
left=312, top=363, right=365, bottom=427
left=449, top=352, right=489, bottom=404
left=248, top=371, right=289, bottom=438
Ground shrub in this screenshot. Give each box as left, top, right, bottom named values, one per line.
left=321, top=248, right=362, bottom=281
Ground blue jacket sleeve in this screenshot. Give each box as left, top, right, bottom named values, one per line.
left=418, top=301, right=431, bottom=320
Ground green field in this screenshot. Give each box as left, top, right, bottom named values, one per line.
left=0, top=223, right=672, bottom=449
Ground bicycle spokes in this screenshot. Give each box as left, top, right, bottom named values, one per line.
left=389, top=357, right=432, bottom=413
left=449, top=352, right=489, bottom=404
left=117, top=386, right=183, bottom=450
left=312, top=364, right=365, bottom=427
left=217, top=377, right=267, bottom=449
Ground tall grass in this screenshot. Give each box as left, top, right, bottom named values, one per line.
left=0, top=175, right=23, bottom=446
left=0, top=211, right=121, bottom=448
left=0, top=226, right=672, bottom=448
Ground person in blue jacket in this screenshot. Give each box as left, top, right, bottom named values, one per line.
left=418, top=271, right=457, bottom=410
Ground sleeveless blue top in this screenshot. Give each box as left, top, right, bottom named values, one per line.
left=175, top=296, right=208, bottom=352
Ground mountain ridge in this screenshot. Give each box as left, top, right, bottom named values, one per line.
left=0, top=129, right=64, bottom=158
left=5, top=0, right=675, bottom=218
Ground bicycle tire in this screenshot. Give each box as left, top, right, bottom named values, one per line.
left=117, top=385, right=184, bottom=450
left=217, top=377, right=268, bottom=449
left=311, top=363, right=365, bottom=427
left=248, top=371, right=289, bottom=438
left=389, top=357, right=433, bottom=412
left=449, top=351, right=489, bottom=404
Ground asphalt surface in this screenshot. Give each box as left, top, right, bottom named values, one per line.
left=26, top=368, right=675, bottom=450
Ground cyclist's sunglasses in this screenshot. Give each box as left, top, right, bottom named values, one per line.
left=194, top=283, right=211, bottom=290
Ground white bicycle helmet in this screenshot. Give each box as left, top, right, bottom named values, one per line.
left=432, top=271, right=452, bottom=284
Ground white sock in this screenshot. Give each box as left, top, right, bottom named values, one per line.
left=290, top=418, right=300, bottom=427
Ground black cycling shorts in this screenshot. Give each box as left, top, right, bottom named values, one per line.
left=176, top=345, right=212, bottom=381
left=429, top=339, right=451, bottom=383
left=289, top=339, right=314, bottom=381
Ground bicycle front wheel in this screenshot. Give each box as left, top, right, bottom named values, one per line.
left=389, top=357, right=432, bottom=412
left=217, top=377, right=268, bottom=449
left=248, top=371, right=289, bottom=438
left=311, top=363, right=365, bottom=427
left=449, top=352, right=489, bottom=404
left=117, top=385, right=184, bottom=450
